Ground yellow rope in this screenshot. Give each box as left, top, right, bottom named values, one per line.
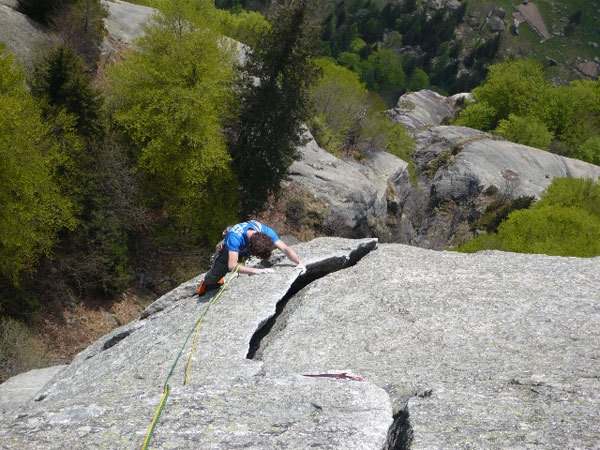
left=184, top=262, right=242, bottom=385
left=141, top=385, right=169, bottom=450
left=141, top=261, right=243, bottom=450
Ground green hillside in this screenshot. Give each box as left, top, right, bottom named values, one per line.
left=471, top=0, right=599, bottom=79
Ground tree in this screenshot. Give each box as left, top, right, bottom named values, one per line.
left=50, top=0, right=108, bottom=69
left=537, top=177, right=600, bottom=219
left=453, top=100, right=497, bottom=131
left=496, top=206, right=600, bottom=257
left=364, top=48, right=405, bottom=96
left=494, top=114, right=553, bottom=150
left=469, top=59, right=550, bottom=130
left=0, top=47, right=76, bottom=285
left=31, top=46, right=104, bottom=139
left=107, top=0, right=239, bottom=244
left=457, top=177, right=600, bottom=257
left=540, top=79, right=600, bottom=156
left=308, top=58, right=368, bottom=153
left=408, top=67, right=429, bottom=91
left=229, top=0, right=321, bottom=214
left=575, top=136, right=600, bottom=166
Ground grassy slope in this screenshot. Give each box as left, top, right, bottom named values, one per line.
left=467, top=0, right=599, bottom=81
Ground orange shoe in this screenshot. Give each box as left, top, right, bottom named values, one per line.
left=217, top=278, right=225, bottom=285
left=197, top=281, right=207, bottom=296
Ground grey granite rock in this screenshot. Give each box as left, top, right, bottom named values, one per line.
left=0, top=365, right=66, bottom=417
left=289, top=133, right=407, bottom=234
left=1, top=238, right=598, bottom=449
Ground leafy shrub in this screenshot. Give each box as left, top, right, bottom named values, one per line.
left=475, top=196, right=535, bottom=233
left=575, top=136, right=600, bottom=166
left=494, top=114, right=553, bottom=150
left=496, top=206, right=600, bottom=257
left=453, top=101, right=497, bottom=131
left=538, top=177, right=600, bottom=218
left=0, top=316, right=50, bottom=383
left=457, top=177, right=600, bottom=257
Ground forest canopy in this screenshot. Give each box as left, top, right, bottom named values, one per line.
left=0, top=0, right=598, bottom=327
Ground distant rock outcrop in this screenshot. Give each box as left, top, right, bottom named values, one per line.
left=385, top=89, right=600, bottom=248
left=0, top=1, right=56, bottom=70
left=292, top=89, right=600, bottom=248
left=1, top=237, right=599, bottom=448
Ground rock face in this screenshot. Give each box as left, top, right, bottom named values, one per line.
left=1, top=237, right=599, bottom=448
left=289, top=134, right=408, bottom=237
left=384, top=90, right=600, bottom=249
left=291, top=89, right=600, bottom=247
left=0, top=2, right=57, bottom=70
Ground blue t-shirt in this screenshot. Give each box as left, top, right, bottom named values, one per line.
left=224, top=221, right=279, bottom=257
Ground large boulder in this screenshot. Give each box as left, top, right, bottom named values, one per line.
left=1, top=238, right=598, bottom=448
left=386, top=90, right=600, bottom=248
left=0, top=2, right=56, bottom=70
left=289, top=132, right=408, bottom=237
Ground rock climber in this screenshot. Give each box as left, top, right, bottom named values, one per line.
left=197, top=220, right=306, bottom=295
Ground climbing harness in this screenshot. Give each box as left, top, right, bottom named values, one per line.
left=141, top=261, right=243, bottom=450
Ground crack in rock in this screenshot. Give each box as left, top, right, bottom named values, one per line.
left=246, top=241, right=377, bottom=360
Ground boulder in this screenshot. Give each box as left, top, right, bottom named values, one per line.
left=289, top=132, right=407, bottom=236
left=387, top=90, right=600, bottom=248
left=0, top=3, right=56, bottom=70
left=1, top=238, right=598, bottom=448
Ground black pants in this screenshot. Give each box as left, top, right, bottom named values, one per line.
left=203, top=249, right=231, bottom=288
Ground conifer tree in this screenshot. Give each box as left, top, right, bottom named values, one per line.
left=229, top=0, right=321, bottom=215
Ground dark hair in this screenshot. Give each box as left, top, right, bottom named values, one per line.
left=248, top=232, right=275, bottom=260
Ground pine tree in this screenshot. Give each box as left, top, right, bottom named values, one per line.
left=229, top=0, right=321, bottom=215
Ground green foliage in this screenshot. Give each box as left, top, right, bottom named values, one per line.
left=453, top=100, right=497, bottom=131
left=308, top=58, right=368, bottom=153
left=319, top=0, right=482, bottom=95
left=362, top=48, right=406, bottom=95
left=575, top=136, right=600, bottom=166
left=408, top=68, right=429, bottom=92
left=469, top=59, right=550, bottom=130
left=475, top=196, right=535, bottom=233
left=494, top=114, right=553, bottom=150
left=107, top=1, right=239, bottom=243
left=537, top=177, right=600, bottom=219
left=496, top=206, right=600, bottom=257
left=31, top=46, right=104, bottom=139
left=360, top=96, right=414, bottom=162
left=216, top=8, right=270, bottom=45
left=0, top=48, right=76, bottom=283
left=457, top=177, right=600, bottom=257
left=229, top=0, right=321, bottom=214
left=308, top=58, right=413, bottom=163
left=540, top=80, right=600, bottom=154
left=454, top=59, right=600, bottom=160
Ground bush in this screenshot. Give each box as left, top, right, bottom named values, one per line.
left=453, top=101, right=497, bottom=131
left=496, top=206, right=600, bottom=257
left=0, top=316, right=50, bottom=383
left=457, top=177, right=600, bottom=257
left=475, top=196, right=535, bottom=233
left=575, top=136, right=600, bottom=166
left=538, top=177, right=600, bottom=218
left=494, top=114, right=553, bottom=150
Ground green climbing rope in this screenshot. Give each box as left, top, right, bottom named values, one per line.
left=141, top=262, right=243, bottom=450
